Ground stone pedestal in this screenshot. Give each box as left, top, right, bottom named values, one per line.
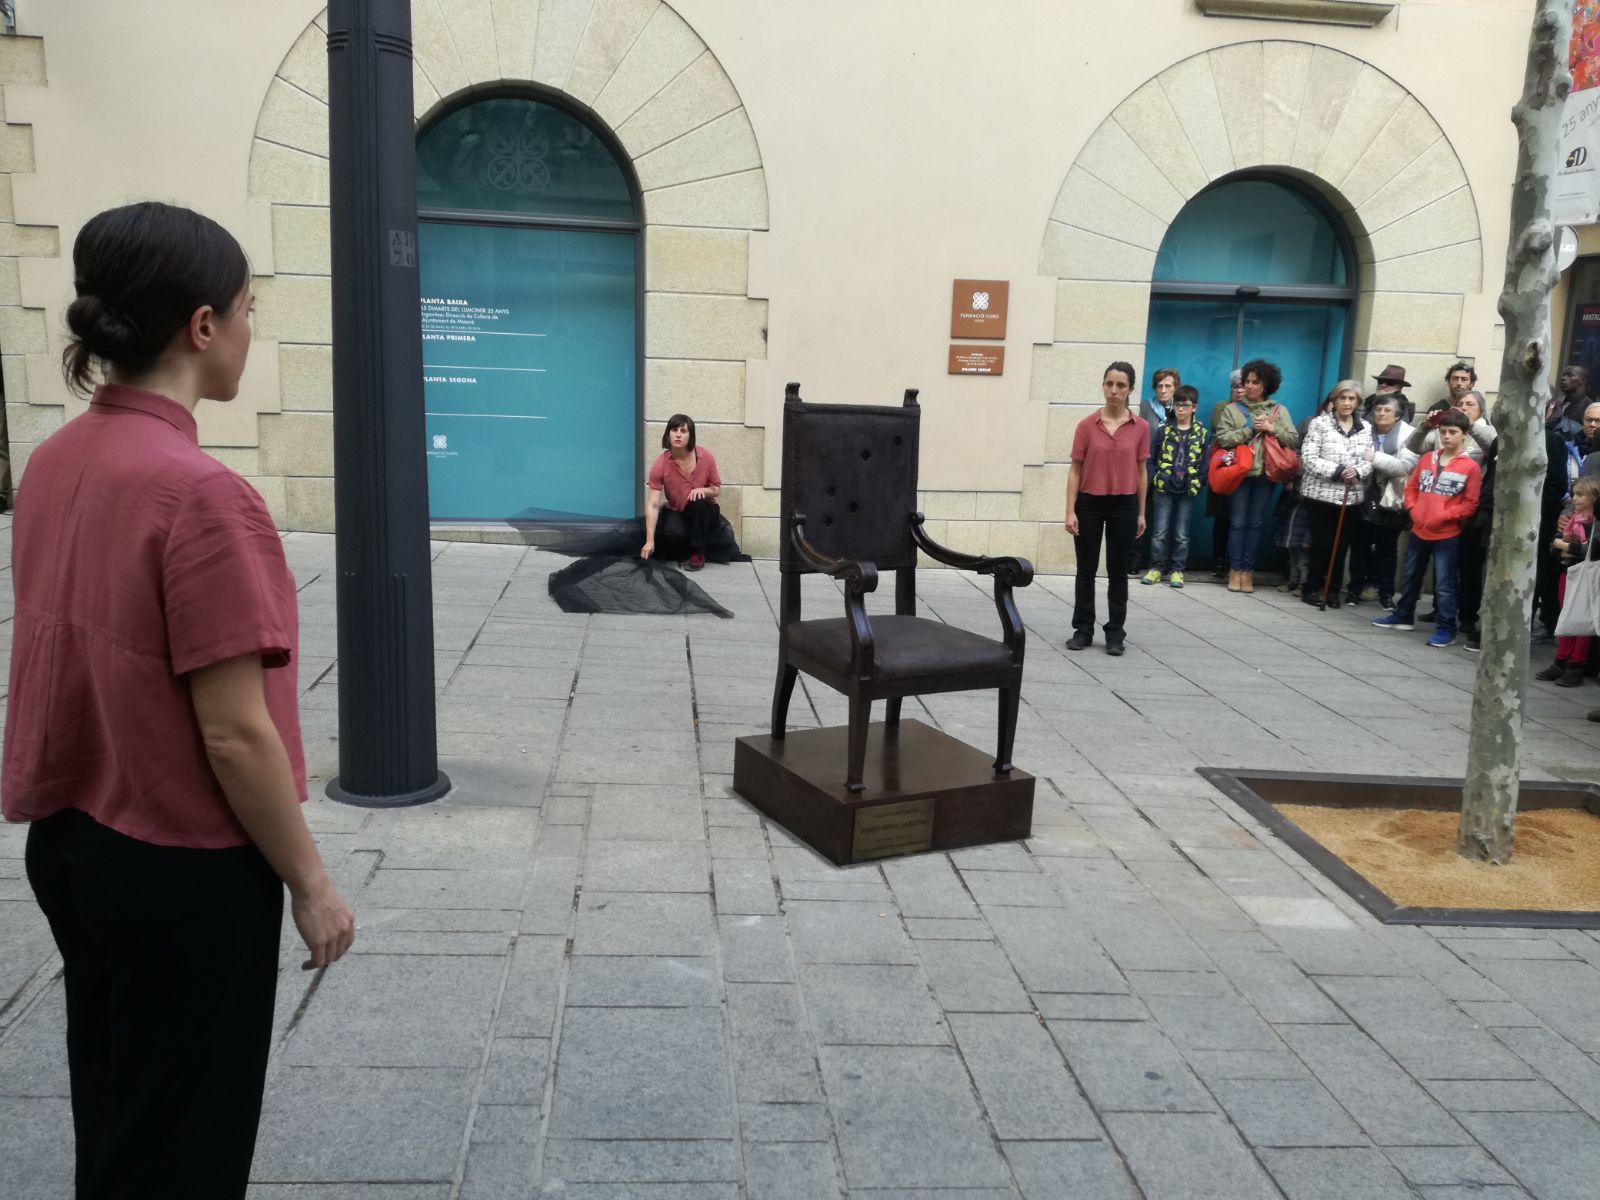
left=733, top=718, right=1033, bottom=866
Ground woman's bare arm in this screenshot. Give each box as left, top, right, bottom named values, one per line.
left=189, top=653, right=354, bottom=969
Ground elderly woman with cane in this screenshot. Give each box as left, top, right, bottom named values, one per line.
left=1298, top=379, right=1373, bottom=609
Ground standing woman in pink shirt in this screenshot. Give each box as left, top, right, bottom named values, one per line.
left=641, top=412, right=721, bottom=570
left=1063, top=361, right=1150, bottom=655
left=4, top=203, right=354, bottom=1198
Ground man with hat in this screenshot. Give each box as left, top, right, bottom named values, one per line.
left=1364, top=364, right=1415, bottom=423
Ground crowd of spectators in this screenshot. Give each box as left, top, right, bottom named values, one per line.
left=1070, top=357, right=1600, bottom=722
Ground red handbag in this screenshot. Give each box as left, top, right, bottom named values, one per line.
left=1207, top=441, right=1252, bottom=495
left=1262, top=406, right=1302, bottom=482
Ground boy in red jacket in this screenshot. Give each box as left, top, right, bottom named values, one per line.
left=1372, top=410, right=1482, bottom=648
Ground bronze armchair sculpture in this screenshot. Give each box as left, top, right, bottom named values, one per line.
left=772, top=383, right=1035, bottom=792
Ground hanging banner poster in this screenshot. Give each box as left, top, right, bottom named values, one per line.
left=1554, top=2, right=1600, bottom=226
left=1570, top=303, right=1600, bottom=383
left=419, top=223, right=637, bottom=522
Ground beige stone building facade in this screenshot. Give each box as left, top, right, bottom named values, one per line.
left=0, top=1, right=1536, bottom=570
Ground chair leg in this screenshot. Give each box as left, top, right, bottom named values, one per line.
left=771, top=662, right=798, bottom=739
left=885, top=697, right=903, bottom=732
left=994, top=685, right=1019, bottom=775
left=846, top=696, right=871, bottom=793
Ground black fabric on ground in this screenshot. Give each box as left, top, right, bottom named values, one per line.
left=508, top=512, right=750, bottom=564
left=547, top=555, right=735, bottom=618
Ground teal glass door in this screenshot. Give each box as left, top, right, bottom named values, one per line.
left=1143, top=299, right=1348, bottom=566
left=417, top=95, right=641, bottom=524
left=419, top=223, right=636, bottom=521
left=1143, top=176, right=1355, bottom=570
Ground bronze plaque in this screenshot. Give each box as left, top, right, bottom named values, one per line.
left=948, top=345, right=1005, bottom=376
left=950, top=279, right=1009, bottom=339
left=853, top=797, right=936, bottom=860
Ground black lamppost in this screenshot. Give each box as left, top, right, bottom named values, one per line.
left=324, top=0, right=450, bottom=807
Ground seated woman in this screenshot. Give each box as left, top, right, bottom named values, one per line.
left=642, top=413, right=721, bottom=570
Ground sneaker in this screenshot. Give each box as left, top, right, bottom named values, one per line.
left=1168, top=571, right=1184, bottom=589
left=1379, top=595, right=1395, bottom=611
left=1372, top=614, right=1414, bottom=630
left=1464, top=635, right=1481, bottom=652
left=1106, top=641, right=1126, bottom=657
left=1426, top=629, right=1456, bottom=649
left=1141, top=568, right=1162, bottom=585
left=1066, top=632, right=1093, bottom=651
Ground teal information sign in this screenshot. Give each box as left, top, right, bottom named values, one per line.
left=419, top=222, right=637, bottom=521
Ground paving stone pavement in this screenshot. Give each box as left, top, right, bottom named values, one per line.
left=3, top=531, right=1600, bottom=1198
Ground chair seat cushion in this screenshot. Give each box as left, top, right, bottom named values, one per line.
left=786, top=615, right=1013, bottom=679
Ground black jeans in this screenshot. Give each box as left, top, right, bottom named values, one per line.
left=25, top=809, right=284, bottom=1200
left=1348, top=521, right=1400, bottom=601
left=657, top=498, right=718, bottom=558
left=1073, top=492, right=1139, bottom=642
left=1304, top=498, right=1357, bottom=601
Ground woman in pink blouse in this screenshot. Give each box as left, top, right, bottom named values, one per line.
left=642, top=412, right=722, bottom=570
left=5, top=202, right=353, bottom=1197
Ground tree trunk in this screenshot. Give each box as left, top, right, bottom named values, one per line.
left=1459, top=0, right=1573, bottom=864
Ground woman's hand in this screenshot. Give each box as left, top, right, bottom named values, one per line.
left=1362, top=449, right=1375, bottom=463
left=1341, top=467, right=1359, bottom=483
left=1553, top=538, right=1570, bottom=554
left=1136, top=513, right=1147, bottom=538
left=1064, top=512, right=1079, bottom=536
left=688, top=488, right=713, bottom=502
left=641, top=539, right=654, bottom=559
left=292, top=877, right=356, bottom=970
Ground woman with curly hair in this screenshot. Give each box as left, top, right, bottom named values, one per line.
left=1211, top=358, right=1300, bottom=593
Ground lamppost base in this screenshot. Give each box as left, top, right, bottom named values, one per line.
left=325, top=771, right=452, bottom=808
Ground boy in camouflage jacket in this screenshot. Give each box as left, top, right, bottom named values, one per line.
left=1142, top=387, right=1209, bottom=588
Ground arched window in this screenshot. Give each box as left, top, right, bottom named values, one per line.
left=1145, top=177, right=1356, bottom=431
left=1143, top=177, right=1357, bottom=570
left=416, top=95, right=641, bottom=523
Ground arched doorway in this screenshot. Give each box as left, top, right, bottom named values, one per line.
left=415, top=93, right=641, bottom=523
left=1142, top=175, right=1356, bottom=566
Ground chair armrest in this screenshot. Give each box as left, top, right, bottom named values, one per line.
left=910, top=513, right=1034, bottom=587
left=911, top=513, right=1028, bottom=660
left=790, top=514, right=877, bottom=675
left=790, top=514, right=879, bottom=595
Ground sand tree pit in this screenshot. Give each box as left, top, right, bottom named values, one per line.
left=1200, top=769, right=1600, bottom=928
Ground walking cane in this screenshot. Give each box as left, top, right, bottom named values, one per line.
left=1321, top=478, right=1354, bottom=610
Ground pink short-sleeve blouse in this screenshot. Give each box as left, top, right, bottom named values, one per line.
left=2, top=385, right=305, bottom=849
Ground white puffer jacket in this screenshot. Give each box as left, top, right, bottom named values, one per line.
left=1368, top=418, right=1416, bottom=513
left=1298, top=412, right=1374, bottom=507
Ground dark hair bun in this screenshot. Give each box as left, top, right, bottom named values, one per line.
left=60, top=202, right=249, bottom=394
left=65, top=294, right=142, bottom=360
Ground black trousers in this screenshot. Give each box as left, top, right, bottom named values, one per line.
left=1209, top=495, right=1231, bottom=571
left=1535, top=501, right=1563, bottom=630
left=1304, top=498, right=1357, bottom=602
left=1457, top=525, right=1489, bottom=635
left=1347, top=520, right=1400, bottom=600
left=25, top=809, right=284, bottom=1200
left=1073, top=492, right=1138, bottom=641
left=656, top=498, right=718, bottom=558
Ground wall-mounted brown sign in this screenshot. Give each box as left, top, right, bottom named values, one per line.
left=948, top=345, right=1005, bottom=376
left=950, top=279, right=1009, bottom=339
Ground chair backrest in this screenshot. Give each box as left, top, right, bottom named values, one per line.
left=779, top=383, right=921, bottom=576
